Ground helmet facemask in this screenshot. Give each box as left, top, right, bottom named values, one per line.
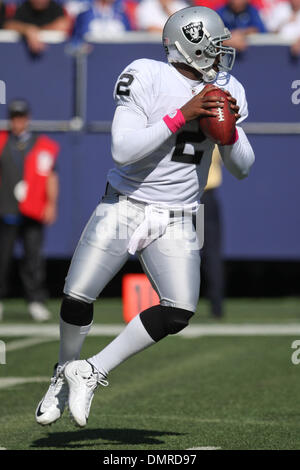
left=163, top=7, right=236, bottom=83
left=206, top=32, right=236, bottom=72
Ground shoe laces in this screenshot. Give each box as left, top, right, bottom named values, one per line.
left=83, top=365, right=108, bottom=417
left=84, top=361, right=109, bottom=390
left=50, top=364, right=65, bottom=384
left=43, top=365, right=67, bottom=405
left=85, top=371, right=109, bottom=391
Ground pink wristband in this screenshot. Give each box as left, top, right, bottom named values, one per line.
left=228, top=128, right=239, bottom=145
left=163, top=109, right=186, bottom=134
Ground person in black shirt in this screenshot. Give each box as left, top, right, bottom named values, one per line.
left=0, top=2, right=7, bottom=29
left=4, top=0, right=71, bottom=54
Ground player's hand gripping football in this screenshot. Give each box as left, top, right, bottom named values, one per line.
left=180, top=86, right=241, bottom=123
left=223, top=90, right=241, bottom=122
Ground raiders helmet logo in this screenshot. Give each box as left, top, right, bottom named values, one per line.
left=182, top=21, right=204, bottom=44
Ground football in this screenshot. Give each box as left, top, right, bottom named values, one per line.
left=199, top=86, right=236, bottom=145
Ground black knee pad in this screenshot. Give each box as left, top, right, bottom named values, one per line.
left=164, top=306, right=194, bottom=335
left=140, top=305, right=194, bottom=342
left=60, top=295, right=93, bottom=326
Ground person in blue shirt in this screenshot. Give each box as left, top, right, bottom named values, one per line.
left=71, top=0, right=132, bottom=46
left=217, top=0, right=266, bottom=51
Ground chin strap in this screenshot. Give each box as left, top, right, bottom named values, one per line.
left=174, top=41, right=217, bottom=83
left=202, top=67, right=218, bottom=82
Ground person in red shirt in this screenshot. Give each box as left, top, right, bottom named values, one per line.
left=192, top=0, right=227, bottom=10
left=0, top=100, right=59, bottom=321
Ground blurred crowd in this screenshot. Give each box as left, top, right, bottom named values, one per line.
left=0, top=0, right=299, bottom=55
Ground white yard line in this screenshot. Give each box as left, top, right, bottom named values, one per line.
left=0, top=377, right=49, bottom=389
left=1, top=323, right=300, bottom=338
left=186, top=447, right=221, bottom=450
left=0, top=324, right=122, bottom=337
left=5, top=337, right=55, bottom=352
left=179, top=323, right=300, bottom=337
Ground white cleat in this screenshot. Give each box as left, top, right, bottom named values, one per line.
left=28, top=302, right=51, bottom=322
left=35, top=363, right=69, bottom=426
left=64, top=360, right=108, bottom=428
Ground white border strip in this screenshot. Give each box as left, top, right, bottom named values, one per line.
left=0, top=31, right=292, bottom=46
left=247, top=33, right=293, bottom=46
left=0, top=30, right=67, bottom=44
left=242, top=122, right=300, bottom=135
left=85, top=32, right=293, bottom=46
left=0, top=120, right=299, bottom=135
left=85, top=31, right=161, bottom=44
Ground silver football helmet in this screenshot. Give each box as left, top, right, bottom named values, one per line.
left=163, top=6, right=236, bottom=82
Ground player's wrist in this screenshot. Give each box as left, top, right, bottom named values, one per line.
left=163, top=109, right=186, bottom=133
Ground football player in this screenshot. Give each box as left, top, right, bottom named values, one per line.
left=36, top=6, right=255, bottom=427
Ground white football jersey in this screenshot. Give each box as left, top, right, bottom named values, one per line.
left=107, top=58, right=248, bottom=206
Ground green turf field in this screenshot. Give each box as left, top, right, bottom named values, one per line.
left=0, top=298, right=300, bottom=450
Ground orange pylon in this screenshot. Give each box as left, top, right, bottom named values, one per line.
left=122, top=274, right=160, bottom=323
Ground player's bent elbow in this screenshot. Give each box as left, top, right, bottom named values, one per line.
left=111, top=140, right=127, bottom=166
left=112, top=151, right=125, bottom=166
left=112, top=145, right=142, bottom=167
left=235, top=168, right=250, bottom=180
left=235, top=163, right=254, bottom=180
left=235, top=152, right=255, bottom=180
left=112, top=153, right=134, bottom=167
left=111, top=134, right=135, bottom=166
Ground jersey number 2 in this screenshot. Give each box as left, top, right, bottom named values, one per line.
left=116, top=73, right=134, bottom=96
left=172, top=126, right=206, bottom=165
